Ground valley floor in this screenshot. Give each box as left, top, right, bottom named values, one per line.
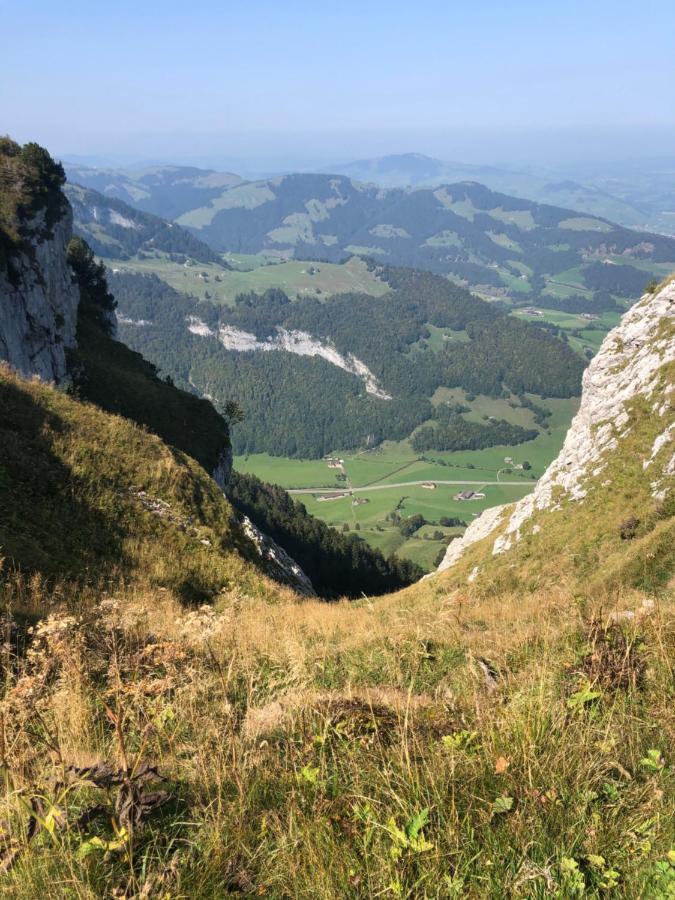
left=235, top=395, right=576, bottom=570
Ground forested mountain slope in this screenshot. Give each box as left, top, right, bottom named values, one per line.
left=176, top=175, right=675, bottom=300
left=65, top=183, right=227, bottom=265
left=113, top=265, right=584, bottom=458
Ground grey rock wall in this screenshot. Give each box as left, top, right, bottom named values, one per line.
left=0, top=207, right=80, bottom=383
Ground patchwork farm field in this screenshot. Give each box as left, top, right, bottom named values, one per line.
left=235, top=396, right=578, bottom=571
left=512, top=307, right=623, bottom=356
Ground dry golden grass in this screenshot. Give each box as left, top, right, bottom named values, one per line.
left=1, top=568, right=673, bottom=898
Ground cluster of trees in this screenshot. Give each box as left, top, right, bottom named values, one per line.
left=411, top=415, right=537, bottom=453
left=68, top=237, right=117, bottom=335
left=435, top=402, right=471, bottom=420
left=583, top=262, right=653, bottom=298
left=228, top=472, right=422, bottom=598
left=512, top=393, right=552, bottom=428
left=1, top=139, right=68, bottom=271
left=398, top=513, right=426, bottom=537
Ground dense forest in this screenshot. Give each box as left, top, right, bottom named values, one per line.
left=522, top=290, right=619, bottom=314
left=228, top=472, right=422, bottom=597
left=582, top=261, right=653, bottom=297
left=111, top=265, right=584, bottom=457
left=225, top=266, right=584, bottom=399
left=411, top=415, right=538, bottom=452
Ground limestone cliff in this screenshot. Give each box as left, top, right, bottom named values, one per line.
left=437, top=280, right=675, bottom=576
left=0, top=206, right=79, bottom=383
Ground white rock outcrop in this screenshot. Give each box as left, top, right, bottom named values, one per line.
left=437, top=281, right=675, bottom=573
left=0, top=208, right=80, bottom=383
left=187, top=319, right=392, bottom=399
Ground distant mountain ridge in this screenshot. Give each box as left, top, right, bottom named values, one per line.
left=66, top=161, right=675, bottom=306
left=329, top=152, right=519, bottom=186
left=325, top=153, right=675, bottom=234
left=64, top=163, right=243, bottom=220
left=66, top=152, right=675, bottom=238
left=171, top=174, right=675, bottom=305
left=65, top=182, right=228, bottom=265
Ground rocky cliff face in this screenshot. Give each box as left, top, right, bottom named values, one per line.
left=0, top=207, right=80, bottom=383
left=438, top=280, right=675, bottom=575
left=240, top=515, right=316, bottom=597
left=212, top=445, right=234, bottom=492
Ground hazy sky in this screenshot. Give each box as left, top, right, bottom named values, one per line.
left=3, top=0, right=674, bottom=169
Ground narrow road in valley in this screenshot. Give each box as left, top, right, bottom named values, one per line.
left=287, top=479, right=534, bottom=495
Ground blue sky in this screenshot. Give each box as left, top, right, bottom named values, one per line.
left=2, top=0, right=674, bottom=168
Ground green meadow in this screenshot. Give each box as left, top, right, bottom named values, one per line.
left=106, top=253, right=388, bottom=305
left=235, top=396, right=578, bottom=571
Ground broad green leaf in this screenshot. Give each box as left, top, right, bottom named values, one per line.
left=406, top=808, right=429, bottom=841
left=441, top=730, right=478, bottom=751
left=43, top=805, right=63, bottom=836
left=77, top=827, right=129, bottom=858
left=568, top=683, right=602, bottom=709
left=640, top=749, right=665, bottom=771
left=492, top=794, right=514, bottom=814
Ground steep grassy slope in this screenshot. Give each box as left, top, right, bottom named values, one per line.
left=0, top=286, right=672, bottom=898
left=436, top=280, right=675, bottom=598
left=0, top=364, right=282, bottom=603
left=73, top=316, right=231, bottom=475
